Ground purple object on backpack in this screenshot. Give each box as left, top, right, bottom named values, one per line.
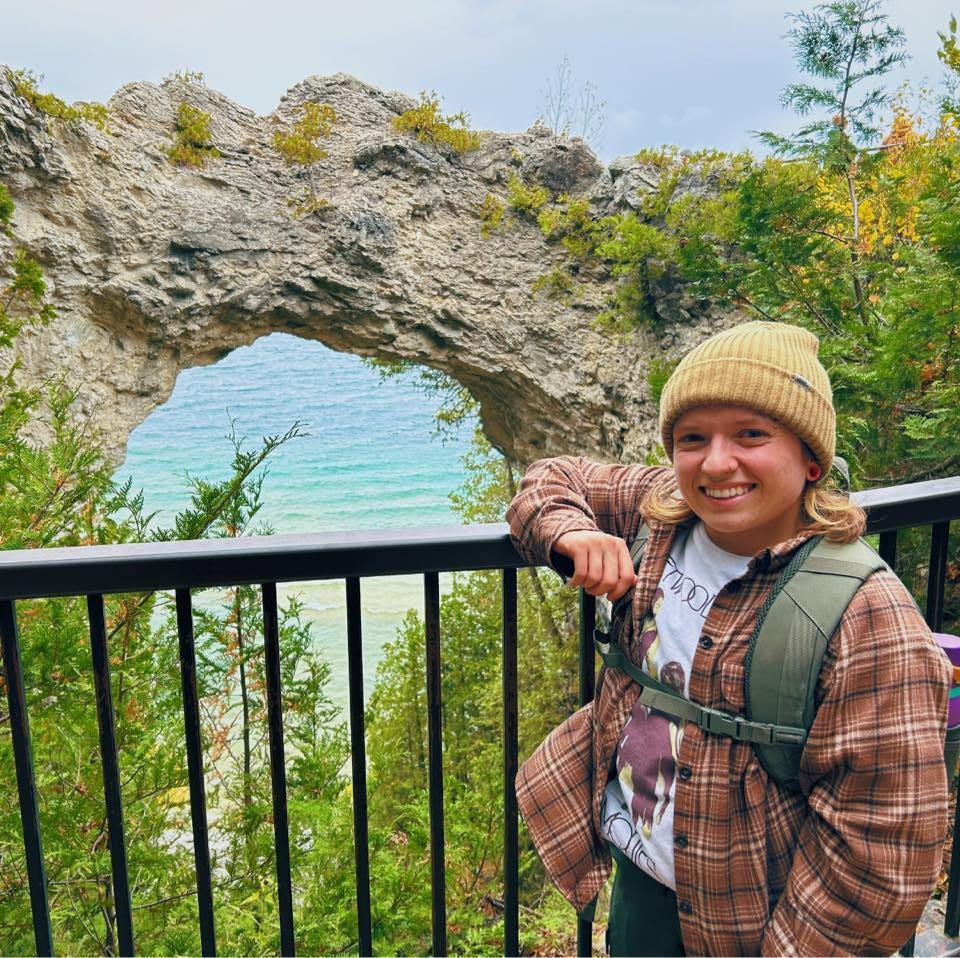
left=934, top=634, right=960, bottom=728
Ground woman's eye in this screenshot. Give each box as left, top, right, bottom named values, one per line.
left=676, top=433, right=704, bottom=444
left=738, top=429, right=768, bottom=440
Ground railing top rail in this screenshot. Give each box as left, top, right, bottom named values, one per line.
left=853, top=476, right=960, bottom=532
left=0, top=476, right=957, bottom=601
left=0, top=523, right=527, bottom=600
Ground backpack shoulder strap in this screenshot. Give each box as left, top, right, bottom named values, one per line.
left=746, top=536, right=887, bottom=789
left=607, top=522, right=651, bottom=643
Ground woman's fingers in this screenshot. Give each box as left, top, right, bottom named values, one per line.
left=555, top=531, right=637, bottom=600
left=609, top=541, right=638, bottom=601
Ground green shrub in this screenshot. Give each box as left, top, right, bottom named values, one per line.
left=506, top=174, right=549, bottom=217
left=539, top=195, right=596, bottom=260
left=646, top=355, right=680, bottom=404
left=532, top=266, right=577, bottom=302
left=477, top=193, right=507, bottom=238
left=273, top=102, right=336, bottom=165
left=167, top=102, right=221, bottom=168
left=8, top=68, right=110, bottom=132
left=0, top=185, right=14, bottom=233
left=393, top=92, right=481, bottom=154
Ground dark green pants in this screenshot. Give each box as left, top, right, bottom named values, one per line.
left=606, top=845, right=685, bottom=957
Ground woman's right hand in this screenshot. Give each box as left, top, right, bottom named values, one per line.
left=553, top=530, right=637, bottom=601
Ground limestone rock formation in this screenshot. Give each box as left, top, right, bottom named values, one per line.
left=0, top=69, right=733, bottom=467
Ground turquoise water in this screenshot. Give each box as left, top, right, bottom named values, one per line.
left=114, top=333, right=477, bottom=709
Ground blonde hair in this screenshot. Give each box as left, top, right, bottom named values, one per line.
left=641, top=471, right=866, bottom=545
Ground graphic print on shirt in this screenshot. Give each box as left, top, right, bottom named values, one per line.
left=661, top=553, right=718, bottom=617
left=616, top=587, right=686, bottom=856
left=601, top=522, right=752, bottom=888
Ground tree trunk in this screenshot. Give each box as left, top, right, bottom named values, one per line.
left=846, top=167, right=870, bottom=327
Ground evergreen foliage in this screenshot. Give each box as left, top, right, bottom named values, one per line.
left=272, top=102, right=337, bottom=217
left=167, top=102, right=220, bottom=168
left=393, top=92, right=482, bottom=154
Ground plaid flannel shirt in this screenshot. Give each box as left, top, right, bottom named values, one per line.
left=507, top=457, right=950, bottom=957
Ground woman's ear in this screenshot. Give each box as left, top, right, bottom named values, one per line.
left=807, top=461, right=822, bottom=482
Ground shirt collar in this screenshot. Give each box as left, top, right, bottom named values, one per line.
left=746, top=528, right=820, bottom=574
left=644, top=514, right=820, bottom=576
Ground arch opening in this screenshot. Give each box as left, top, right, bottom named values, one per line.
left=115, top=331, right=488, bottom=708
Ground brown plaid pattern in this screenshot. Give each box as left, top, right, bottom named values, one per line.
left=508, top=458, right=951, bottom=956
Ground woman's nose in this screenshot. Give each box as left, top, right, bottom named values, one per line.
left=702, top=436, right=737, bottom=475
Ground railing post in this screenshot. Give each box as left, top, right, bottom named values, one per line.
left=0, top=599, right=53, bottom=957
left=175, top=589, right=217, bottom=957
left=925, top=522, right=949, bottom=631
left=345, top=578, right=373, bottom=957
left=424, top=572, right=447, bottom=957
left=502, top=568, right=519, bottom=958
left=261, top=583, right=296, bottom=957
left=577, top=590, right=597, bottom=958
left=86, top=595, right=135, bottom=956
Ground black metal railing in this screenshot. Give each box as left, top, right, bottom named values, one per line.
left=1, top=477, right=959, bottom=957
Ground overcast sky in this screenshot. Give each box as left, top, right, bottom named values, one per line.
left=2, top=1, right=953, bottom=162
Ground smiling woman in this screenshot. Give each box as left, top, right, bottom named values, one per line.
left=506, top=319, right=949, bottom=957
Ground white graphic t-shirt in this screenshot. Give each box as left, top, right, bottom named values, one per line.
left=600, top=521, right=751, bottom=890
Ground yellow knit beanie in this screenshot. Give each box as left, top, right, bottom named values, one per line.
left=659, top=321, right=835, bottom=472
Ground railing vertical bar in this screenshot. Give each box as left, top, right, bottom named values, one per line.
left=925, top=522, right=949, bottom=632
left=86, top=594, right=135, bottom=956
left=175, top=589, right=217, bottom=957
left=345, top=578, right=373, bottom=957
left=261, top=583, right=295, bottom=957
left=502, top=568, right=519, bottom=958
left=577, top=589, right=596, bottom=958
left=579, top=591, right=596, bottom=707
left=424, top=571, right=447, bottom=957
left=0, top=599, right=53, bottom=957
left=878, top=529, right=897, bottom=569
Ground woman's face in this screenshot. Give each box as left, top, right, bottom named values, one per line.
left=672, top=404, right=816, bottom=556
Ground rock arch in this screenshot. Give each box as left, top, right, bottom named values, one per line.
left=0, top=69, right=728, bottom=467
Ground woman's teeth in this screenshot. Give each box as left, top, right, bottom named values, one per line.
left=703, top=485, right=752, bottom=499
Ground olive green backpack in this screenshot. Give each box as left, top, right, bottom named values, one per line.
left=594, top=526, right=887, bottom=791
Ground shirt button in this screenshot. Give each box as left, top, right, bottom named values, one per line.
left=698, top=635, right=714, bottom=650
left=679, top=899, right=693, bottom=915
left=679, top=766, right=693, bottom=781
left=675, top=834, right=688, bottom=848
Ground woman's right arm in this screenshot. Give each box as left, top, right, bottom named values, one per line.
left=506, top=456, right=669, bottom=599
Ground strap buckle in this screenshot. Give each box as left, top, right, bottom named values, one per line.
left=699, top=707, right=741, bottom=739
left=770, top=726, right=807, bottom=746
left=698, top=708, right=807, bottom=747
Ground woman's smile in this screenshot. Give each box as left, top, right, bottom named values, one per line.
left=700, top=483, right=756, bottom=501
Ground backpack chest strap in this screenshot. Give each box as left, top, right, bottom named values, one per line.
left=594, top=633, right=807, bottom=747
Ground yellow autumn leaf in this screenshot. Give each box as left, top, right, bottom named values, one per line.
left=161, top=786, right=191, bottom=806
